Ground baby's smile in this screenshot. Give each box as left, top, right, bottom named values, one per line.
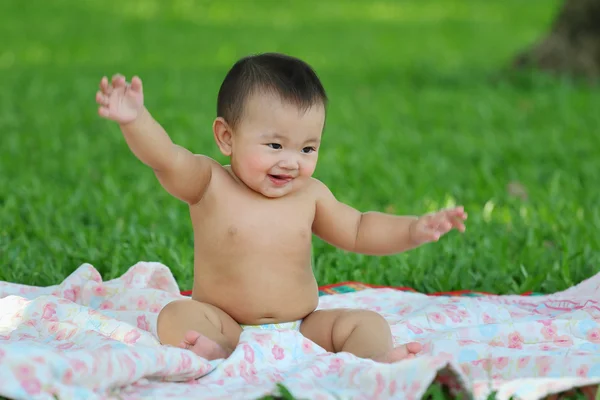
left=267, top=173, right=294, bottom=186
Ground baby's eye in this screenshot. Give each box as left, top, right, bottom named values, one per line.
left=267, top=143, right=282, bottom=150
left=302, top=147, right=316, bottom=154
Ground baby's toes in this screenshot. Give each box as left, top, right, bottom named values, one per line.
left=177, top=341, right=190, bottom=350
left=406, top=342, right=422, bottom=354
left=183, top=330, right=203, bottom=344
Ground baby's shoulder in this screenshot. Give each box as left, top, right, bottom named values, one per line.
left=306, top=177, right=333, bottom=199
left=194, top=154, right=221, bottom=168
left=192, top=155, right=228, bottom=178
left=189, top=155, right=229, bottom=193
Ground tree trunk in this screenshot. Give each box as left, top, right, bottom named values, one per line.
left=513, top=0, right=600, bottom=79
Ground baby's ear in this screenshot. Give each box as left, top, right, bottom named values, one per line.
left=213, top=117, right=233, bottom=156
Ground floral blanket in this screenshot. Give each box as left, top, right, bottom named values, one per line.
left=1, top=262, right=600, bottom=399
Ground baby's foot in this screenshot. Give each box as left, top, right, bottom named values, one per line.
left=373, top=342, right=422, bottom=363
left=178, top=330, right=230, bottom=360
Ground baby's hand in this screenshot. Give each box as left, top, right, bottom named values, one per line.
left=409, top=206, right=467, bottom=245
left=96, top=74, right=144, bottom=124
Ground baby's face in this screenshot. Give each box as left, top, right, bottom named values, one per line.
left=230, top=92, right=325, bottom=198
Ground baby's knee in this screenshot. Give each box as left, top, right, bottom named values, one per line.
left=159, top=299, right=218, bottom=324
left=156, top=300, right=219, bottom=338
left=157, top=299, right=187, bottom=322
left=335, top=309, right=388, bottom=332
left=155, top=300, right=185, bottom=340
left=330, top=309, right=388, bottom=347
left=350, top=309, right=388, bottom=327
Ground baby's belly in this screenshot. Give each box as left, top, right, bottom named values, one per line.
left=192, top=260, right=320, bottom=325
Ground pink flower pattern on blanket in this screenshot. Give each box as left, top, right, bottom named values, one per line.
left=0, top=262, right=600, bottom=400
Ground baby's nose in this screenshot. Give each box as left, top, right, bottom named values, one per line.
left=278, top=156, right=299, bottom=170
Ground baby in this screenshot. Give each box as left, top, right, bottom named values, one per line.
left=95, top=53, right=467, bottom=363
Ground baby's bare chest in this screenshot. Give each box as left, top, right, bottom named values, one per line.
left=193, top=195, right=316, bottom=250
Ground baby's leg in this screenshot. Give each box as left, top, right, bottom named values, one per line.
left=300, top=309, right=422, bottom=363
left=156, top=299, right=242, bottom=360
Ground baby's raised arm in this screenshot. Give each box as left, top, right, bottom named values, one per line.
left=96, top=74, right=212, bottom=205
left=311, top=180, right=467, bottom=256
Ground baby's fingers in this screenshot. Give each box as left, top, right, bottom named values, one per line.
left=447, top=206, right=468, bottom=220
left=414, top=224, right=440, bottom=243
left=423, top=227, right=441, bottom=242
left=428, top=213, right=464, bottom=234
left=95, top=91, right=109, bottom=106
left=111, top=73, right=127, bottom=88
left=130, top=76, right=143, bottom=93
left=98, top=106, right=110, bottom=119
left=96, top=91, right=112, bottom=119
left=433, top=213, right=465, bottom=233
left=426, top=214, right=450, bottom=231
left=438, top=212, right=466, bottom=232
left=447, top=207, right=467, bottom=232
left=451, top=217, right=466, bottom=232
left=99, top=76, right=111, bottom=95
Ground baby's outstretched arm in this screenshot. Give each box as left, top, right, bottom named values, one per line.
left=312, top=180, right=467, bottom=255
left=96, top=74, right=211, bottom=204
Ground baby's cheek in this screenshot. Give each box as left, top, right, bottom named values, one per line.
left=243, top=153, right=268, bottom=174
left=301, top=159, right=318, bottom=177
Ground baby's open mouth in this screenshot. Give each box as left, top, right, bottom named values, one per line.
left=268, top=174, right=293, bottom=185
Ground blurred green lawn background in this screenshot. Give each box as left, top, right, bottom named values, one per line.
left=1, top=0, right=599, bottom=294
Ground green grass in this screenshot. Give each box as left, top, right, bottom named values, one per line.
left=258, top=382, right=598, bottom=400
left=1, top=2, right=600, bottom=399
left=2, top=1, right=600, bottom=294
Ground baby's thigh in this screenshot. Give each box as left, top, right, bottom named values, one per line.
left=300, top=308, right=386, bottom=352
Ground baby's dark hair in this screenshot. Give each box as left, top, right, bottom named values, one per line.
left=217, top=53, right=327, bottom=128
